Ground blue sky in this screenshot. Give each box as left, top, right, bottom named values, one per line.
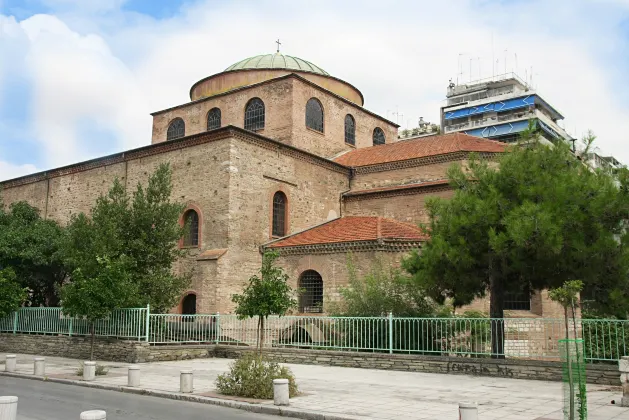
left=1, top=0, right=629, bottom=180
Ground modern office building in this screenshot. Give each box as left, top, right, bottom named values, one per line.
left=440, top=73, right=573, bottom=145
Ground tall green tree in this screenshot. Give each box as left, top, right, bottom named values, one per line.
left=0, top=200, right=66, bottom=306
left=63, top=163, right=190, bottom=313
left=0, top=268, right=27, bottom=317
left=232, top=251, right=296, bottom=353
left=404, top=133, right=629, bottom=357
left=61, top=256, right=136, bottom=359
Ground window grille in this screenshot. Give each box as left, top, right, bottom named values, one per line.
left=344, top=114, right=355, bottom=145
left=504, top=286, right=531, bottom=310
left=167, top=118, right=185, bottom=140
left=207, top=108, right=221, bottom=130
left=299, top=270, right=323, bottom=313
left=244, top=98, right=265, bottom=131
left=183, top=210, right=199, bottom=246
left=373, top=127, right=385, bottom=145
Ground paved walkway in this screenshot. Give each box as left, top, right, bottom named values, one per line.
left=1, top=353, right=628, bottom=420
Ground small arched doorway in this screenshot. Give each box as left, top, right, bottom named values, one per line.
left=182, top=294, right=197, bottom=316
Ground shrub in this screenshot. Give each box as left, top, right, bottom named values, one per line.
left=215, top=353, right=298, bottom=399
left=75, top=362, right=109, bottom=376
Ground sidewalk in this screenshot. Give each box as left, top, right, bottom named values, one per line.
left=1, top=353, right=628, bottom=420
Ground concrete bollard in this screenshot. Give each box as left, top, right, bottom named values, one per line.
left=80, top=410, right=106, bottom=420
left=128, top=365, right=140, bottom=387
left=458, top=402, right=478, bottom=420
left=33, top=357, right=45, bottom=376
left=180, top=370, right=193, bottom=393
left=619, top=356, right=629, bottom=407
left=273, top=379, right=290, bottom=406
left=83, top=362, right=96, bottom=381
left=4, top=356, right=16, bottom=373
left=0, top=396, right=18, bottom=420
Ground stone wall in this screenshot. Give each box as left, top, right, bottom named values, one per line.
left=0, top=334, right=618, bottom=385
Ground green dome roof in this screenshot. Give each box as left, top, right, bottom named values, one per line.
left=225, top=53, right=329, bottom=76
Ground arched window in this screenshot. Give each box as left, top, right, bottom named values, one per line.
left=272, top=191, right=287, bottom=237
left=373, top=127, right=385, bottom=146
left=167, top=118, right=185, bottom=141
left=182, top=294, right=196, bottom=320
left=244, top=98, right=265, bottom=131
left=344, top=114, right=355, bottom=145
left=183, top=210, right=199, bottom=247
left=305, top=98, right=324, bottom=132
left=207, top=108, right=221, bottom=130
left=299, top=270, right=323, bottom=313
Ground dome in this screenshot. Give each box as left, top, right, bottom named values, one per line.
left=225, top=53, right=329, bottom=76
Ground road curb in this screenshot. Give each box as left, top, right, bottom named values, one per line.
left=0, top=371, right=358, bottom=420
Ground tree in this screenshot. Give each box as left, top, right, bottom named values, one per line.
left=232, top=251, right=296, bottom=354
left=60, top=256, right=136, bottom=360
left=0, top=268, right=27, bottom=317
left=0, top=201, right=66, bottom=306
left=549, top=280, right=586, bottom=420
left=63, top=163, right=190, bottom=313
left=404, top=132, right=629, bottom=357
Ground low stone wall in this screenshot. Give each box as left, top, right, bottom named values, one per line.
left=0, top=333, right=144, bottom=363
left=215, top=345, right=620, bottom=386
left=0, top=334, right=619, bottom=385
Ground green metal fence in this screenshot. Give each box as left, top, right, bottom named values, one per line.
left=1, top=308, right=628, bottom=362
left=0, top=306, right=149, bottom=340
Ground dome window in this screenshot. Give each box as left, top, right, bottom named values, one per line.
left=305, top=98, right=324, bottom=133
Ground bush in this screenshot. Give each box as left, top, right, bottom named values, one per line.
left=215, top=353, right=298, bottom=399
left=75, top=362, right=109, bottom=376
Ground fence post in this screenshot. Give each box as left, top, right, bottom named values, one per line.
left=12, top=311, right=18, bottom=335
left=69, top=318, right=73, bottom=337
left=137, top=309, right=142, bottom=342
left=215, top=312, right=220, bottom=345
left=388, top=312, right=393, bottom=354
left=145, top=304, right=150, bottom=342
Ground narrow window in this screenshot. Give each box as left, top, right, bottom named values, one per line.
left=207, top=108, right=221, bottom=130
left=183, top=210, right=199, bottom=246
left=305, top=98, right=324, bottom=132
left=344, top=114, right=355, bottom=145
left=182, top=294, right=196, bottom=321
left=272, top=191, right=287, bottom=237
left=299, top=270, right=323, bottom=313
left=167, top=118, right=185, bottom=141
left=244, top=98, right=265, bottom=131
left=373, top=127, right=385, bottom=145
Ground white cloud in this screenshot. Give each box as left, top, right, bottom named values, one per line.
left=0, top=161, right=38, bottom=181
left=1, top=0, right=629, bottom=178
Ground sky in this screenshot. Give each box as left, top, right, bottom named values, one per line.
left=1, top=0, right=629, bottom=181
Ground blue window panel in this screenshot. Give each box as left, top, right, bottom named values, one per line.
left=464, top=120, right=534, bottom=138
left=538, top=120, right=560, bottom=138
left=445, top=95, right=536, bottom=120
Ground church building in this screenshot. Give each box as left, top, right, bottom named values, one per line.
left=0, top=51, right=560, bottom=318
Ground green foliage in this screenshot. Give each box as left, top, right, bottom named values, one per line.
left=215, top=353, right=298, bottom=399
left=232, top=251, right=296, bottom=351
left=0, top=201, right=66, bottom=306
left=63, top=163, right=190, bottom=313
left=329, top=254, right=449, bottom=317
left=0, top=268, right=27, bottom=317
left=75, top=362, right=109, bottom=376
left=549, top=280, right=583, bottom=312
left=404, top=132, right=629, bottom=323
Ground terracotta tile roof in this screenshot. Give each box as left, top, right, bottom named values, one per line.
left=344, top=179, right=451, bottom=197
left=333, top=132, right=506, bottom=167
left=267, top=216, right=427, bottom=248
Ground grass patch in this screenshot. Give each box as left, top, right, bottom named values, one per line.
left=75, top=362, right=109, bottom=376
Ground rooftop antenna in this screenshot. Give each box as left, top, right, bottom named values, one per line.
left=504, top=48, right=508, bottom=75
left=457, top=53, right=464, bottom=84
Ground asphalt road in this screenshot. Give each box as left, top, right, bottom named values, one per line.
left=0, top=377, right=278, bottom=420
